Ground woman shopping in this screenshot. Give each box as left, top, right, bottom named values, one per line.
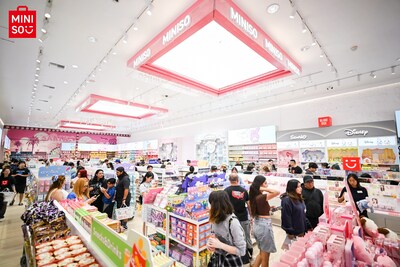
left=207, top=190, right=246, bottom=267
left=67, top=178, right=97, bottom=204
left=89, top=169, right=107, bottom=211
left=0, top=166, right=16, bottom=221
left=12, top=161, right=30, bottom=205
left=139, top=171, right=154, bottom=233
left=249, top=175, right=280, bottom=267
left=281, top=179, right=308, bottom=249
left=45, top=175, right=68, bottom=202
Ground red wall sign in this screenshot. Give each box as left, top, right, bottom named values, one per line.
left=318, top=116, right=332, bottom=127
left=342, top=157, right=361, bottom=171
left=9, top=6, right=36, bottom=38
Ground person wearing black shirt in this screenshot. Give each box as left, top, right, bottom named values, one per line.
left=89, top=169, right=107, bottom=211
left=288, top=159, right=303, bottom=174
left=12, top=161, right=30, bottom=205
left=338, top=173, right=369, bottom=217
left=224, top=173, right=252, bottom=263
left=301, top=175, right=324, bottom=229
left=0, top=166, right=16, bottom=220
left=115, top=167, right=131, bottom=230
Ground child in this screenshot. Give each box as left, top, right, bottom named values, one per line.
left=100, top=178, right=116, bottom=219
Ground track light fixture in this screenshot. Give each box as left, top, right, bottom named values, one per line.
left=391, top=66, right=395, bottom=74
left=370, top=72, right=376, bottom=79
left=301, top=22, right=307, bottom=33
left=146, top=4, right=153, bottom=16
left=289, top=7, right=296, bottom=19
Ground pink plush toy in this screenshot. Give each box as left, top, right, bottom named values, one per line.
left=353, top=235, right=374, bottom=265
left=376, top=255, right=396, bottom=267
left=360, top=217, right=378, bottom=237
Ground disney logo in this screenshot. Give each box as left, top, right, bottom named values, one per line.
left=344, top=129, right=369, bottom=136
left=290, top=134, right=307, bottom=140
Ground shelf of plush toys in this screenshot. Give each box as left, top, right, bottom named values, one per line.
left=272, top=201, right=399, bottom=267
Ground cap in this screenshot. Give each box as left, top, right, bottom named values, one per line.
left=211, top=165, right=218, bottom=171
left=303, top=175, right=313, bottom=183
left=116, top=166, right=124, bottom=172
left=115, top=159, right=121, bottom=163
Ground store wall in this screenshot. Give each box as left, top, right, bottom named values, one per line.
left=118, top=84, right=400, bottom=152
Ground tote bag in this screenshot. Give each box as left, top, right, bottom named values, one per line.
left=115, top=204, right=134, bottom=220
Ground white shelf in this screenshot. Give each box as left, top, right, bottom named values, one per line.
left=53, top=201, right=117, bottom=267
left=146, top=222, right=167, bottom=235
left=168, top=236, right=207, bottom=252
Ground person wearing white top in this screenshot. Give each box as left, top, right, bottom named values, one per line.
left=45, top=175, right=68, bottom=202
left=139, top=171, right=154, bottom=234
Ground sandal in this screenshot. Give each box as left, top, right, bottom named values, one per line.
left=9, top=200, right=14, bottom=206
left=18, top=203, right=23, bottom=206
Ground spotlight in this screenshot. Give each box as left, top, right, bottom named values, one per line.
left=289, top=8, right=296, bottom=19
left=391, top=66, right=395, bottom=75
left=44, top=13, right=51, bottom=19
left=302, top=23, right=307, bottom=33
left=146, top=4, right=153, bottom=16
left=370, top=72, right=376, bottom=79
left=122, top=34, right=128, bottom=44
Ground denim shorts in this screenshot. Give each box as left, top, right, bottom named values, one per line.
left=253, top=218, right=277, bottom=253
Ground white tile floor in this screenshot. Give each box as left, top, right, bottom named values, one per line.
left=128, top=207, right=287, bottom=266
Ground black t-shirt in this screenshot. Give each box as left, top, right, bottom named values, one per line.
left=224, top=185, right=249, bottom=221
left=291, top=166, right=303, bottom=174
left=0, top=175, right=15, bottom=191
left=12, top=168, right=30, bottom=184
left=89, top=177, right=107, bottom=197
left=115, top=174, right=131, bottom=201
left=339, top=186, right=368, bottom=203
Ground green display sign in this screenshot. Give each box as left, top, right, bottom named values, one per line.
left=91, top=218, right=131, bottom=267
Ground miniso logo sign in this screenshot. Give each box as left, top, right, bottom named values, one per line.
left=9, top=6, right=36, bottom=38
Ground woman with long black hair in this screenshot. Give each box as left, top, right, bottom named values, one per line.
left=338, top=173, right=369, bottom=217
left=140, top=171, right=154, bottom=233
left=249, top=175, right=280, bottom=267
left=207, top=190, right=246, bottom=267
left=89, top=169, right=107, bottom=211
left=281, top=179, right=307, bottom=246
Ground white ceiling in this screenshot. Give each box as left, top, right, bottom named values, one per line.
left=1, top=0, right=400, bottom=134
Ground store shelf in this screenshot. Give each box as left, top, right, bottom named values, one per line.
left=168, top=236, right=207, bottom=252
left=146, top=222, right=166, bottom=235
left=53, top=201, right=117, bottom=267
left=169, top=212, right=209, bottom=225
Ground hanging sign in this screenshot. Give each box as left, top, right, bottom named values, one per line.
left=342, top=157, right=361, bottom=171
left=9, top=6, right=36, bottom=38
left=318, top=116, right=332, bottom=127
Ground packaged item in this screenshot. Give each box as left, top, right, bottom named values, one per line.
left=57, top=257, right=75, bottom=266
left=78, top=257, right=96, bottom=266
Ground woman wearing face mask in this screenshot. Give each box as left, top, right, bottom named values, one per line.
left=338, top=173, right=369, bottom=217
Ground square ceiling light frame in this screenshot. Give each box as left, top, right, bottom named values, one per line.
left=58, top=120, right=116, bottom=131
left=127, top=0, right=301, bottom=96
left=76, top=94, right=168, bottom=119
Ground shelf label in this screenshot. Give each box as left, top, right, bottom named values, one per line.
left=277, top=141, right=299, bottom=149
left=299, top=140, right=325, bottom=148
left=327, top=139, right=358, bottom=147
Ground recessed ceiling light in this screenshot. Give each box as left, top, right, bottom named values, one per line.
left=350, top=45, right=358, bottom=51
left=327, top=62, right=332, bottom=67
left=112, top=51, right=117, bottom=55
left=35, top=79, right=39, bottom=82
left=133, top=25, right=138, bottom=31
left=41, top=28, right=47, bottom=34
left=64, top=81, right=68, bottom=84
left=36, top=59, right=41, bottom=63
left=267, top=3, right=280, bottom=14
left=35, top=74, right=39, bottom=77
left=320, top=53, right=324, bottom=58
left=72, top=64, right=78, bottom=68
left=88, top=36, right=97, bottom=43
left=44, top=13, right=51, bottom=19
left=300, top=46, right=310, bottom=52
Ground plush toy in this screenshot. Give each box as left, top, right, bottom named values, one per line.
left=357, top=198, right=374, bottom=214
left=360, top=217, right=379, bottom=237
left=353, top=235, right=374, bottom=265
left=377, top=227, right=399, bottom=242
left=376, top=255, right=396, bottom=267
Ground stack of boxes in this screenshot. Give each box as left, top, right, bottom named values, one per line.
left=170, top=217, right=211, bottom=248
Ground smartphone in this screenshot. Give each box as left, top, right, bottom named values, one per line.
left=271, top=206, right=282, bottom=212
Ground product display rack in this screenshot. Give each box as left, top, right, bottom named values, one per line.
left=21, top=224, right=35, bottom=267
left=228, top=143, right=277, bottom=165
left=144, top=205, right=210, bottom=267
left=53, top=201, right=116, bottom=267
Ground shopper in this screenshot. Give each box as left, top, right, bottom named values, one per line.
left=68, top=162, right=77, bottom=178
left=305, top=162, right=318, bottom=175
left=268, top=159, right=277, bottom=172
left=338, top=173, right=369, bottom=217
left=231, top=167, right=245, bottom=185
left=249, top=175, right=280, bottom=267
left=281, top=179, right=308, bottom=246
left=45, top=175, right=68, bottom=202
left=260, top=165, right=271, bottom=175
left=147, top=165, right=158, bottom=180
left=224, top=173, right=252, bottom=263
left=235, top=160, right=244, bottom=169
left=243, top=164, right=255, bottom=174
left=100, top=178, right=116, bottom=218
left=0, top=166, right=16, bottom=220
left=115, top=166, right=131, bottom=231
left=288, top=159, right=303, bottom=174
left=12, top=161, right=30, bottom=205
left=301, top=175, right=324, bottom=229
left=220, top=164, right=227, bottom=173
left=107, top=162, right=114, bottom=170
left=89, top=169, right=107, bottom=211
left=139, top=171, right=154, bottom=233
left=10, top=158, right=19, bottom=173
left=67, top=178, right=97, bottom=204
left=207, top=190, right=246, bottom=266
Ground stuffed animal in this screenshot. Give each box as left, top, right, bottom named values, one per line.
left=377, top=227, right=399, bottom=242
left=357, top=198, right=374, bottom=214
left=353, top=235, right=374, bottom=265
left=376, top=255, right=396, bottom=267
left=360, top=217, right=379, bottom=238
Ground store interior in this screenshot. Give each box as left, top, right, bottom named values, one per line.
left=0, top=0, right=400, bottom=267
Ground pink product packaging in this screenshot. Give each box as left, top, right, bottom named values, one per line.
left=330, top=224, right=346, bottom=238
left=288, top=245, right=306, bottom=259
left=180, top=254, right=193, bottom=266
left=280, top=254, right=299, bottom=267
left=271, top=262, right=290, bottom=267
left=327, top=235, right=345, bottom=258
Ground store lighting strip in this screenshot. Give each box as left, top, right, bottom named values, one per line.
left=58, top=120, right=116, bottom=131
